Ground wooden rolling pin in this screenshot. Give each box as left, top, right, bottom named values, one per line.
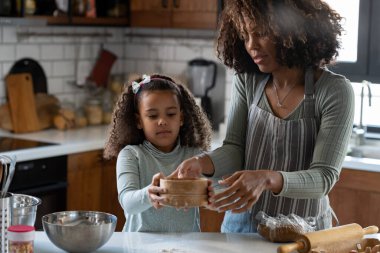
left=278, top=223, right=379, bottom=253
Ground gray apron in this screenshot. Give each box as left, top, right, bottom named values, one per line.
left=221, top=68, right=332, bottom=233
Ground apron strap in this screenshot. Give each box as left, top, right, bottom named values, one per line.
left=252, top=75, right=270, bottom=106
left=304, top=67, right=315, bottom=118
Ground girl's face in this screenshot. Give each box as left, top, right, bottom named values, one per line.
left=136, top=90, right=183, bottom=153
left=240, top=17, right=280, bottom=73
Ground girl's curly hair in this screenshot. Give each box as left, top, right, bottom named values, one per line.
left=217, top=0, right=343, bottom=73
left=103, top=74, right=212, bottom=159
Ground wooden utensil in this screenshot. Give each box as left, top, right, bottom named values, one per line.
left=5, top=73, right=42, bottom=133
left=0, top=103, right=12, bottom=130
left=160, top=178, right=208, bottom=195
left=160, top=178, right=208, bottom=208
left=277, top=223, right=379, bottom=253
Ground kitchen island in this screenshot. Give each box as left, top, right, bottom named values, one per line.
left=35, top=231, right=281, bottom=252
left=34, top=231, right=380, bottom=253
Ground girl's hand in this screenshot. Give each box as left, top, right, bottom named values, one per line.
left=168, top=157, right=203, bottom=179
left=209, top=170, right=282, bottom=213
left=148, top=172, right=167, bottom=209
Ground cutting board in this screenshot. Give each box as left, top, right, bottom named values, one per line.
left=5, top=73, right=41, bottom=133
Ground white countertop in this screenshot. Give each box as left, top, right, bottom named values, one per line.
left=1, top=125, right=380, bottom=171
left=35, top=231, right=281, bottom=253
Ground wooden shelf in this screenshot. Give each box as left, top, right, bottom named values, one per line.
left=23, top=15, right=129, bottom=27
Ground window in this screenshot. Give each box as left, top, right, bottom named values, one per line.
left=324, top=0, right=360, bottom=63
left=326, top=0, right=380, bottom=83
left=324, top=1, right=380, bottom=129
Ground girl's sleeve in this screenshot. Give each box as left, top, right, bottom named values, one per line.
left=278, top=77, right=355, bottom=198
left=116, top=147, right=152, bottom=214
left=208, top=73, right=248, bottom=178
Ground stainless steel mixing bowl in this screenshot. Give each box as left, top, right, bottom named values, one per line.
left=12, top=194, right=41, bottom=226
left=42, top=211, right=117, bottom=253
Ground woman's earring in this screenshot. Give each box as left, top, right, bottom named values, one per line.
left=180, top=121, right=183, bottom=126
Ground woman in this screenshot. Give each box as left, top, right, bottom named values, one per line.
left=173, top=0, right=355, bottom=232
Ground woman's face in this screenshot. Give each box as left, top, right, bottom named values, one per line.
left=240, top=17, right=280, bottom=73
left=136, top=90, right=183, bottom=153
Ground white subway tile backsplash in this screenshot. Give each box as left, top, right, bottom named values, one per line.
left=161, top=61, right=187, bottom=76
left=201, top=46, right=217, bottom=61
left=53, top=61, right=75, bottom=77
left=63, top=45, right=76, bottom=60
left=15, top=44, right=40, bottom=59
left=0, top=26, right=231, bottom=126
left=77, top=44, right=94, bottom=60
left=0, top=45, right=16, bottom=61
left=150, top=45, right=174, bottom=60
left=125, top=44, right=150, bottom=59
left=124, top=59, right=137, bottom=74
left=41, top=45, right=64, bottom=60
left=0, top=80, right=4, bottom=98
left=136, top=59, right=158, bottom=74
left=174, top=45, right=202, bottom=61
left=74, top=60, right=93, bottom=85
left=2, top=62, right=13, bottom=77
left=39, top=61, right=52, bottom=77
left=48, top=78, right=65, bottom=93
left=2, top=27, right=18, bottom=43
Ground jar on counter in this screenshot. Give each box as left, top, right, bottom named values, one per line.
left=85, top=98, right=103, bottom=125
left=8, top=225, right=35, bottom=253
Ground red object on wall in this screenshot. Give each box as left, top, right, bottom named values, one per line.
left=87, top=49, right=117, bottom=87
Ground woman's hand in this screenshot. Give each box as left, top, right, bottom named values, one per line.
left=148, top=172, right=167, bottom=209
left=168, top=157, right=203, bottom=179
left=209, top=170, right=283, bottom=213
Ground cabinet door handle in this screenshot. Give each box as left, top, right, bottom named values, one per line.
left=173, top=0, right=180, bottom=8
left=162, top=0, right=168, bottom=8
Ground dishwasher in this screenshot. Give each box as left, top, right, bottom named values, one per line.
left=9, top=155, right=67, bottom=230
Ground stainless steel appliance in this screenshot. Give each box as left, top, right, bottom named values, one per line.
left=9, top=155, right=67, bottom=230
left=0, top=137, right=67, bottom=230
left=187, top=58, right=226, bottom=130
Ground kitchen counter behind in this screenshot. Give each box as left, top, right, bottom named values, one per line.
left=1, top=125, right=380, bottom=171
left=0, top=126, right=109, bottom=162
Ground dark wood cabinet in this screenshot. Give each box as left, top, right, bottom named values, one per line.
left=130, top=0, right=220, bottom=29
left=329, top=168, right=380, bottom=228
left=67, top=150, right=125, bottom=231
left=26, top=15, right=129, bottom=26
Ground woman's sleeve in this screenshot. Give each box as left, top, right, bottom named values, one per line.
left=208, top=73, right=249, bottom=178
left=278, top=77, right=355, bottom=198
left=116, top=148, right=152, bottom=214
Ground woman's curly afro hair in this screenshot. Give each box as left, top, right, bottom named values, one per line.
left=216, top=0, right=344, bottom=73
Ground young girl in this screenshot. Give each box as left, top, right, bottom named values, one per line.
left=103, top=74, right=212, bottom=232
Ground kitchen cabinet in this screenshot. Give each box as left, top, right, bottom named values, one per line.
left=26, top=15, right=129, bottom=26
left=67, top=150, right=125, bottom=231
left=200, top=208, right=224, bottom=232
left=130, top=0, right=220, bottom=29
left=329, top=168, right=380, bottom=228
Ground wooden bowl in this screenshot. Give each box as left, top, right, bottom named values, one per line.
left=160, top=178, right=208, bottom=195
left=161, top=194, right=208, bottom=208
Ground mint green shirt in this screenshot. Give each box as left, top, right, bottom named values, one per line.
left=116, top=140, right=202, bottom=232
